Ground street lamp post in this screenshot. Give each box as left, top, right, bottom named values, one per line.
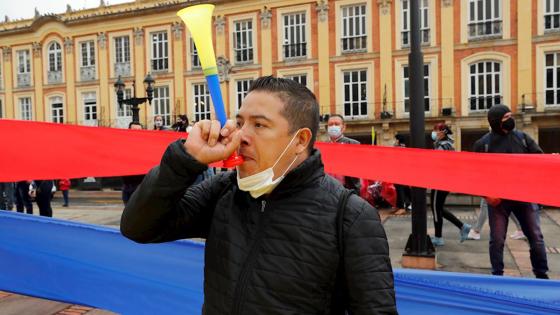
left=114, top=74, right=155, bottom=124
left=402, top=0, right=436, bottom=268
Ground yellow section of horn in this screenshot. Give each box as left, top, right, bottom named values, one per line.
left=177, top=4, right=218, bottom=76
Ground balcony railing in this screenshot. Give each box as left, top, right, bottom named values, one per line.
left=341, top=36, right=367, bottom=53
left=47, top=71, right=62, bottom=84
left=114, top=62, right=131, bottom=77
left=17, top=73, right=31, bottom=87
left=468, top=20, right=502, bottom=40
left=401, top=29, right=430, bottom=47
left=283, top=43, right=307, bottom=59
left=80, top=66, right=96, bottom=81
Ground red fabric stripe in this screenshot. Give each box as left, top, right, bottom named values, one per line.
left=1, top=119, right=560, bottom=206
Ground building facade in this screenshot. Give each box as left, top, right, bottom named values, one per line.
left=0, top=0, right=559, bottom=151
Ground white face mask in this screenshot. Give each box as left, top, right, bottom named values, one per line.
left=155, top=120, right=163, bottom=127
left=327, top=125, right=342, bottom=139
left=237, top=131, right=300, bottom=199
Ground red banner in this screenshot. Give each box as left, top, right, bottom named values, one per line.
left=1, top=119, right=560, bottom=206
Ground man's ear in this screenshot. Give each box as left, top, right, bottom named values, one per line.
left=295, top=128, right=312, bottom=154
left=341, top=123, right=347, bottom=133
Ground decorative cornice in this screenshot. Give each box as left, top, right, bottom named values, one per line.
left=214, top=15, right=225, bottom=34
left=32, top=42, right=42, bottom=57
left=171, top=21, right=183, bottom=40
left=260, top=6, right=272, bottom=29
left=377, top=0, right=392, bottom=16
left=2, top=46, right=12, bottom=61
left=316, top=1, right=329, bottom=23
left=134, top=27, right=144, bottom=46
left=64, top=37, right=73, bottom=53
left=97, top=32, right=107, bottom=49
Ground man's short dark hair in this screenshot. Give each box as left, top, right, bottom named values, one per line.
left=248, top=76, right=319, bottom=153
left=128, top=122, right=143, bottom=129
left=328, top=114, right=345, bottom=123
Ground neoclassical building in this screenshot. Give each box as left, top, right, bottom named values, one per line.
left=0, top=0, right=559, bottom=151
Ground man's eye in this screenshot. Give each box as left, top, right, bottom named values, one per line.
left=236, top=121, right=243, bottom=128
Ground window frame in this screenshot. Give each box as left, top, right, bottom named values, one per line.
left=17, top=50, right=31, bottom=74
left=235, top=78, right=253, bottom=110
left=544, top=51, right=560, bottom=106
left=402, top=63, right=431, bottom=113
left=401, top=0, right=430, bottom=48
left=83, top=92, right=98, bottom=123
left=193, top=83, right=212, bottom=122
left=468, top=60, right=503, bottom=112
left=50, top=96, right=64, bottom=124
left=340, top=4, right=367, bottom=53
left=282, top=12, right=307, bottom=59
left=150, top=31, right=169, bottom=72
left=233, top=19, right=254, bottom=64
left=153, top=86, right=171, bottom=126
left=468, top=0, right=503, bottom=40
left=80, top=41, right=96, bottom=67
left=19, top=97, right=32, bottom=120
left=342, top=69, right=368, bottom=118
left=114, top=36, right=130, bottom=64
left=544, top=0, right=560, bottom=31
left=48, top=42, right=62, bottom=72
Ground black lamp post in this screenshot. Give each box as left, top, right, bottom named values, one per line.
left=403, top=0, right=435, bottom=267
left=114, top=73, right=155, bottom=124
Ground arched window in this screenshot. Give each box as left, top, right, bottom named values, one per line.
left=469, top=61, right=502, bottom=111
left=48, top=42, right=62, bottom=72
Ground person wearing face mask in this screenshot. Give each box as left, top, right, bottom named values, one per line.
left=121, top=76, right=396, bottom=314
left=473, top=104, right=549, bottom=279
left=153, top=115, right=169, bottom=131
left=326, top=114, right=361, bottom=194
left=430, top=123, right=472, bottom=246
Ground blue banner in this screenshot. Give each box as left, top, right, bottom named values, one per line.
left=0, top=211, right=559, bottom=314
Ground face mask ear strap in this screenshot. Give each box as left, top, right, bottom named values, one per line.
left=272, top=130, right=301, bottom=169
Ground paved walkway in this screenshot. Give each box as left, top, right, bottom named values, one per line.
left=1, top=191, right=558, bottom=314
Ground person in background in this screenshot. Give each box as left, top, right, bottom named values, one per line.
left=0, top=182, right=15, bottom=211
left=468, top=198, right=526, bottom=240
left=58, top=179, right=71, bottom=207
left=34, top=180, right=54, bottom=217
left=15, top=180, right=33, bottom=214
left=153, top=115, right=168, bottom=131
left=122, top=122, right=146, bottom=206
left=430, top=123, right=471, bottom=246
left=393, top=134, right=411, bottom=215
left=473, top=104, right=548, bottom=279
left=326, top=114, right=361, bottom=194
left=172, top=114, right=189, bottom=132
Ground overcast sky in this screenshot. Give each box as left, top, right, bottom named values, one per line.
left=0, top=0, right=131, bottom=21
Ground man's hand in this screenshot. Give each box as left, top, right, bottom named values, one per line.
left=485, top=197, right=502, bottom=207
left=184, top=119, right=241, bottom=165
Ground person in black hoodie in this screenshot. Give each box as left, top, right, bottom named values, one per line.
left=430, top=123, right=471, bottom=246
left=473, top=104, right=549, bottom=279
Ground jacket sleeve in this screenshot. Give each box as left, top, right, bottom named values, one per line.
left=343, top=196, right=397, bottom=314
left=120, top=139, right=229, bottom=243
left=524, top=133, right=544, bottom=154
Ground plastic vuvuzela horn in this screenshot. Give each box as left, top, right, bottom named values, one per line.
left=177, top=4, right=243, bottom=168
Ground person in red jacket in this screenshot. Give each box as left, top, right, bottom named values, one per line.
left=58, top=179, right=71, bottom=207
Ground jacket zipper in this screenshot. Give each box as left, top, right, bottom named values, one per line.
left=232, top=200, right=268, bottom=315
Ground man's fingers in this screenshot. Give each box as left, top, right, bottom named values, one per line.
left=199, top=120, right=211, bottom=141
left=220, top=119, right=237, bottom=137
left=223, top=130, right=242, bottom=157
left=208, top=120, right=221, bottom=146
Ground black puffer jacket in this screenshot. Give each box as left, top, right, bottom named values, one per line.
left=121, top=140, right=397, bottom=315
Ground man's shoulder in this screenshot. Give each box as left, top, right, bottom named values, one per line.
left=339, top=136, right=360, bottom=145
